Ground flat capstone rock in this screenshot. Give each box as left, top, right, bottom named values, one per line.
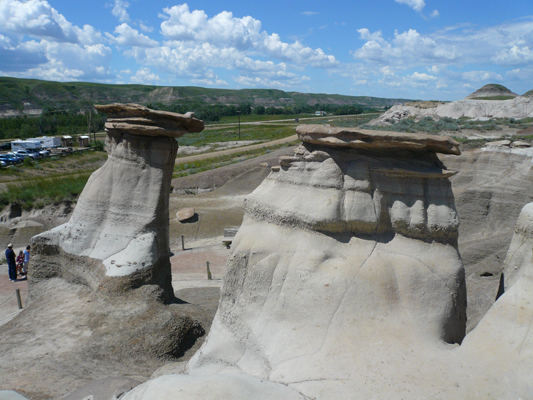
left=95, top=103, right=204, bottom=138
left=296, top=124, right=461, bottom=155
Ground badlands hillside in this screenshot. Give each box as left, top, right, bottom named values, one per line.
left=373, top=84, right=533, bottom=123
left=1, top=89, right=533, bottom=399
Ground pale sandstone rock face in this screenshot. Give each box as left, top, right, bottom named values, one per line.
left=375, top=96, right=533, bottom=122
left=503, top=202, right=533, bottom=289
left=458, top=202, right=533, bottom=398
left=30, top=104, right=203, bottom=300
left=441, top=146, right=533, bottom=331
left=125, top=126, right=493, bottom=400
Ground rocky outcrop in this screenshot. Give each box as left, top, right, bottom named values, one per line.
left=123, top=125, right=533, bottom=400
left=374, top=96, right=533, bottom=123
left=30, top=104, right=203, bottom=300
left=123, top=125, right=475, bottom=399
left=458, top=202, right=533, bottom=399
left=441, top=145, right=533, bottom=330
left=0, top=104, right=213, bottom=384
left=466, top=83, right=518, bottom=99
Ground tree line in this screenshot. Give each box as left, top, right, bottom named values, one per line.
left=0, top=108, right=106, bottom=140
left=0, top=102, right=367, bottom=139
left=147, top=102, right=365, bottom=122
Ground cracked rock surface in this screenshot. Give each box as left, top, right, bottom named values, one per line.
left=122, top=126, right=533, bottom=399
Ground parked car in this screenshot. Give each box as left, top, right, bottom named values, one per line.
left=3, top=154, right=23, bottom=164
left=14, top=150, right=40, bottom=160
left=0, top=155, right=13, bottom=165
left=39, top=149, right=51, bottom=158
left=27, top=150, right=42, bottom=159
left=0, top=160, right=6, bottom=168
left=0, top=143, right=11, bottom=151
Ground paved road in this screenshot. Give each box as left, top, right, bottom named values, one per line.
left=175, top=134, right=299, bottom=165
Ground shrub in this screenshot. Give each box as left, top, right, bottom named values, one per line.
left=90, top=140, right=105, bottom=151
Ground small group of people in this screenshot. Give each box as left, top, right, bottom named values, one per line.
left=6, top=243, right=30, bottom=282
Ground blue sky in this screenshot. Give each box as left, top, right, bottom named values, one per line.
left=0, top=0, right=532, bottom=101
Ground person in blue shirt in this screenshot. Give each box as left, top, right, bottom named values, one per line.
left=5, top=244, right=16, bottom=282
left=22, top=245, right=30, bottom=276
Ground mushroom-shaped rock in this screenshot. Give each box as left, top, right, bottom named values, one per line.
left=124, top=127, right=476, bottom=399
left=30, top=104, right=204, bottom=300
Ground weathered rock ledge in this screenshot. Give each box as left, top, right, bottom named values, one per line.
left=296, top=124, right=461, bottom=155
left=96, top=103, right=204, bottom=138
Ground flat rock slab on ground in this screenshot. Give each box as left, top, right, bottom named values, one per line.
left=177, top=208, right=195, bottom=222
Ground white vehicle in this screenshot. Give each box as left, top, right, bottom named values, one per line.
left=29, top=136, right=61, bottom=149
left=11, top=140, right=42, bottom=152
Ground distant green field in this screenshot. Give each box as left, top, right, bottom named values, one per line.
left=179, top=124, right=296, bottom=148
left=218, top=114, right=310, bottom=123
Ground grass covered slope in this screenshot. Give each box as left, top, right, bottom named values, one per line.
left=0, top=77, right=411, bottom=115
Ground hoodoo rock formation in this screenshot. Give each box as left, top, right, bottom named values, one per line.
left=11, top=104, right=210, bottom=373
left=30, top=103, right=203, bottom=300
left=125, top=126, right=531, bottom=400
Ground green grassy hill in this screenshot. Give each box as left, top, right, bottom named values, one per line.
left=0, top=77, right=411, bottom=116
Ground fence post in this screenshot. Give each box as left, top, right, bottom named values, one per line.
left=15, top=289, right=22, bottom=310
left=206, top=261, right=212, bottom=280
left=181, top=234, right=185, bottom=251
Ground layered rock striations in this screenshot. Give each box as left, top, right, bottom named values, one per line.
left=374, top=95, right=533, bottom=122
left=23, top=104, right=211, bottom=365
left=125, top=125, right=533, bottom=399
left=441, top=145, right=533, bottom=330
left=30, top=104, right=203, bottom=300
left=124, top=126, right=491, bottom=400
left=188, top=125, right=467, bottom=369
left=458, top=201, right=533, bottom=399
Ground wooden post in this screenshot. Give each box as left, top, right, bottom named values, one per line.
left=15, top=289, right=22, bottom=310
left=181, top=234, right=185, bottom=251
left=206, top=261, right=212, bottom=280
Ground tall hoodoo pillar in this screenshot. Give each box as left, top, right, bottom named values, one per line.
left=30, top=104, right=204, bottom=301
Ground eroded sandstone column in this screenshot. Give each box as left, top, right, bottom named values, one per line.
left=30, top=104, right=203, bottom=301
left=188, top=125, right=466, bottom=377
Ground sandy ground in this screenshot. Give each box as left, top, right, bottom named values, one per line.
left=177, top=140, right=261, bottom=156
left=0, top=238, right=230, bottom=399
left=174, top=134, right=298, bottom=165
left=0, top=266, right=28, bottom=326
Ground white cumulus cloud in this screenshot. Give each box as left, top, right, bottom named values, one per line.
left=0, top=0, right=103, bottom=44
left=130, top=67, right=160, bottom=84
left=159, top=4, right=338, bottom=68
left=106, top=23, right=158, bottom=48
left=111, top=0, right=130, bottom=23
left=354, top=28, right=457, bottom=65
left=411, top=72, right=437, bottom=81
left=395, top=0, right=425, bottom=12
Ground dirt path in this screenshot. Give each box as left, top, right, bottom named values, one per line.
left=175, top=134, right=298, bottom=165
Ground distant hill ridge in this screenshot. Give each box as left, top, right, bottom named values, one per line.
left=0, top=77, right=411, bottom=118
